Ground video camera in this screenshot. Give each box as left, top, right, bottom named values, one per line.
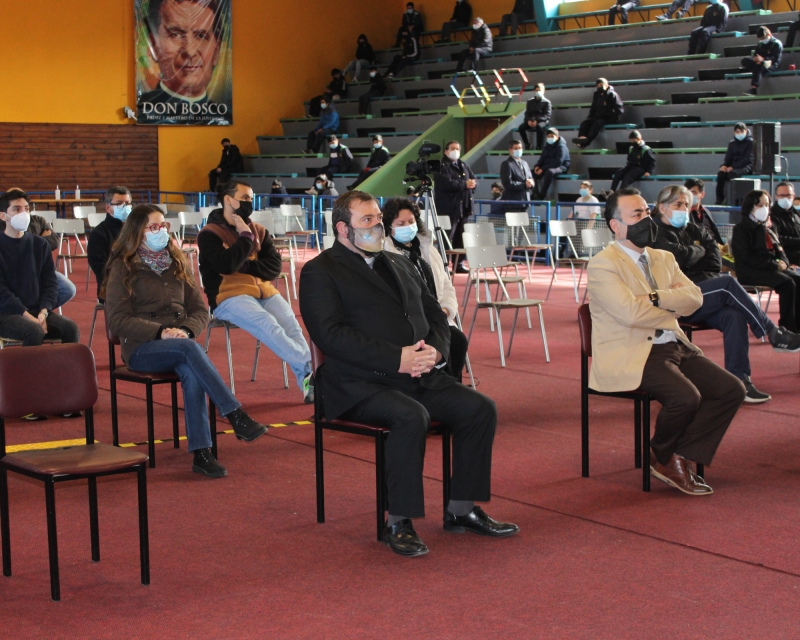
left=404, top=142, right=442, bottom=187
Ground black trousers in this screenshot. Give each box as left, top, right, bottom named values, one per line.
left=533, top=167, right=563, bottom=199
left=440, top=20, right=468, bottom=41
left=0, top=313, right=80, bottom=346
left=577, top=117, right=612, bottom=145
left=609, top=1, right=638, bottom=24
left=639, top=342, right=745, bottom=466
left=740, top=57, right=771, bottom=88
left=610, top=165, right=646, bottom=191
left=787, top=19, right=799, bottom=48
left=455, top=46, right=492, bottom=72
left=738, top=268, right=800, bottom=332
left=665, top=0, right=694, bottom=17
left=358, top=88, right=384, bottom=115
left=688, top=25, right=716, bottom=54
left=349, top=167, right=379, bottom=189
left=519, top=120, right=548, bottom=150
left=307, top=127, right=336, bottom=154
left=499, top=11, right=526, bottom=36
left=447, top=325, right=469, bottom=383
left=209, top=169, right=231, bottom=192
left=340, top=381, right=497, bottom=518
left=715, top=168, right=746, bottom=204
left=386, top=55, right=413, bottom=77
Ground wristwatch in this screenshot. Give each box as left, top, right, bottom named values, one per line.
left=649, top=291, right=660, bottom=307
left=40, top=309, right=49, bottom=318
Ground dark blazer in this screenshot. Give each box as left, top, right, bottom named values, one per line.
left=722, top=136, right=753, bottom=172
left=691, top=205, right=723, bottom=245
left=731, top=215, right=788, bottom=282
left=450, top=0, right=472, bottom=24
left=434, top=158, right=476, bottom=222
left=652, top=219, right=721, bottom=283
left=500, top=156, right=533, bottom=202
left=299, top=240, right=452, bottom=420
left=523, top=96, right=551, bottom=124
left=218, top=144, right=244, bottom=173
left=588, top=86, right=624, bottom=122
left=87, top=214, right=124, bottom=298
left=402, top=9, right=424, bottom=32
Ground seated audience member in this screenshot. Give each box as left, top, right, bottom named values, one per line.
left=347, top=135, right=391, bottom=190
left=303, top=94, right=339, bottom=155
left=794, top=193, right=800, bottom=215
left=588, top=188, right=746, bottom=495
left=687, top=0, right=728, bottom=55
left=715, top=122, right=753, bottom=205
left=500, top=139, right=534, bottom=211
left=786, top=12, right=799, bottom=48
left=104, top=204, right=268, bottom=479
left=327, top=68, right=348, bottom=100
left=395, top=2, right=424, bottom=48
left=344, top=34, right=376, bottom=82
left=198, top=181, right=314, bottom=402
left=300, top=191, right=518, bottom=557
left=572, top=79, right=624, bottom=149
left=358, top=65, right=388, bottom=115
left=305, top=174, right=339, bottom=199
left=731, top=190, right=800, bottom=332
left=770, top=182, right=800, bottom=266
left=532, top=127, right=570, bottom=200
left=439, top=0, right=472, bottom=42
left=268, top=180, right=291, bottom=208
left=610, top=130, right=655, bottom=192
left=742, top=26, right=782, bottom=96
left=382, top=197, right=469, bottom=381
left=651, top=185, right=800, bottom=403
left=88, top=186, right=133, bottom=301
left=657, top=0, right=695, bottom=20
left=518, top=83, right=552, bottom=151
left=0, top=189, right=80, bottom=346
left=499, top=0, right=535, bottom=36
left=608, top=0, right=640, bottom=25
left=455, top=17, right=493, bottom=73
left=685, top=179, right=732, bottom=268
left=318, top=134, right=354, bottom=178
left=434, top=140, right=476, bottom=272
left=385, top=26, right=420, bottom=79
left=209, top=138, right=243, bottom=192
left=490, top=181, right=506, bottom=215
left=572, top=181, right=601, bottom=220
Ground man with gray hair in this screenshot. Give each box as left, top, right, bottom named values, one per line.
left=454, top=17, right=493, bottom=73
left=87, top=186, right=132, bottom=300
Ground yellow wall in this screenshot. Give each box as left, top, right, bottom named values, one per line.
left=0, top=0, right=397, bottom=192
left=414, top=0, right=528, bottom=33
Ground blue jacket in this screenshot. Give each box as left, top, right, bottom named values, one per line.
left=723, top=136, right=753, bottom=172
left=536, top=137, right=570, bottom=171
left=318, top=105, right=340, bottom=131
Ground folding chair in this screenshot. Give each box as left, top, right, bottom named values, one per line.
left=280, top=204, right=321, bottom=258
left=547, top=220, right=590, bottom=303
left=578, top=227, right=613, bottom=303
left=505, top=211, right=552, bottom=281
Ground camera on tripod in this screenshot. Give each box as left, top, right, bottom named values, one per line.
left=404, top=142, right=442, bottom=187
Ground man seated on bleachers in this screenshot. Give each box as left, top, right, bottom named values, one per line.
left=326, top=69, right=347, bottom=101
left=347, top=135, right=391, bottom=190
left=490, top=181, right=506, bottom=215
left=385, top=25, right=420, bottom=79
left=715, top=122, right=753, bottom=205
left=197, top=180, right=314, bottom=403
left=302, top=94, right=339, bottom=155
left=500, top=139, right=534, bottom=211
left=87, top=186, right=132, bottom=301
left=209, top=138, right=244, bottom=192
left=268, top=180, right=291, bottom=208
left=358, top=65, right=387, bottom=115
left=608, top=0, right=639, bottom=25
left=657, top=0, right=695, bottom=21
left=687, top=0, right=729, bottom=55
left=770, top=182, right=800, bottom=266
left=572, top=78, right=624, bottom=149
left=651, top=185, right=800, bottom=404
left=609, top=130, right=655, bottom=193
left=438, top=0, right=472, bottom=43
left=395, top=2, right=424, bottom=48
left=499, top=0, right=534, bottom=36
left=532, top=127, right=570, bottom=200
left=454, top=17, right=493, bottom=73
left=518, top=83, right=552, bottom=151
left=588, top=188, right=745, bottom=496
left=741, top=26, right=782, bottom=96
left=0, top=189, right=80, bottom=346
left=317, top=134, right=353, bottom=179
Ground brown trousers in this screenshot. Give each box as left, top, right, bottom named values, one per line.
left=638, top=342, right=745, bottom=466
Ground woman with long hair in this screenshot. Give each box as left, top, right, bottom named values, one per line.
left=103, top=204, right=268, bottom=478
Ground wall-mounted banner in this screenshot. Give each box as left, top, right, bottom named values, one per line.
left=135, top=0, right=232, bottom=125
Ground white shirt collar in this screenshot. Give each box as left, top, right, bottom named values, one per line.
left=617, top=242, right=648, bottom=265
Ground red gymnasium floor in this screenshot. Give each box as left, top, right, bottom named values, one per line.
left=2, top=254, right=800, bottom=638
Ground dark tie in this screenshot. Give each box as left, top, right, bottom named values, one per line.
left=638, top=254, right=663, bottom=337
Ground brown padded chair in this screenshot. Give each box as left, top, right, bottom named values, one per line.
left=312, top=342, right=451, bottom=541
left=0, top=343, right=149, bottom=601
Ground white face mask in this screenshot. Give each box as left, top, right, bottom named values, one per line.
left=315, top=183, right=324, bottom=190
left=511, top=149, right=523, bottom=159
left=777, top=197, right=793, bottom=210
left=753, top=206, right=769, bottom=222
left=369, top=71, right=377, bottom=77
left=473, top=23, right=481, bottom=29
left=760, top=37, right=770, bottom=45
left=691, top=194, right=701, bottom=206
left=329, top=142, right=338, bottom=149
left=320, top=103, right=328, bottom=110
left=8, top=212, right=31, bottom=232
left=446, top=150, right=460, bottom=161
left=373, top=143, right=382, bottom=149
left=533, top=90, right=543, bottom=98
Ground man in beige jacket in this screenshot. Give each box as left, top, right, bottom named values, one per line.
left=587, top=188, right=745, bottom=495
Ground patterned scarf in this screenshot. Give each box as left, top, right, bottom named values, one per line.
left=137, top=245, right=172, bottom=275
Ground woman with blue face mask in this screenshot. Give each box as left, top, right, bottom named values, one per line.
left=103, top=204, right=269, bottom=479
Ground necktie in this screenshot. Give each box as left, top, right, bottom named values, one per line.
left=639, top=254, right=663, bottom=337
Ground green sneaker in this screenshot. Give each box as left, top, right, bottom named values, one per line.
left=303, top=373, right=315, bottom=405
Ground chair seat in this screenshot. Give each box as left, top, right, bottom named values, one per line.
left=323, top=419, right=442, bottom=433
left=478, top=298, right=544, bottom=308
left=555, top=257, right=590, bottom=264
left=680, top=322, right=714, bottom=331
left=286, top=230, right=316, bottom=236
left=445, top=249, right=467, bottom=254
left=2, top=443, right=148, bottom=476
left=471, top=275, right=526, bottom=284
left=112, top=366, right=179, bottom=383
left=511, top=244, right=551, bottom=250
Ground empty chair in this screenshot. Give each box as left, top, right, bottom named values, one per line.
left=51, top=218, right=88, bottom=276
left=71, top=206, right=95, bottom=219
left=35, top=210, right=57, bottom=225
left=505, top=210, right=552, bottom=281
left=280, top=204, right=321, bottom=258
left=547, top=219, right=590, bottom=303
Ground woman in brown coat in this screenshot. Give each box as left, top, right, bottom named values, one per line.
left=103, top=204, right=268, bottom=478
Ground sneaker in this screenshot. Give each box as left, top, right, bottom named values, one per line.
left=226, top=407, right=268, bottom=442
left=656, top=13, right=670, bottom=20
left=192, top=448, right=228, bottom=478
left=743, top=88, right=757, bottom=96
left=303, top=373, right=315, bottom=404
left=62, top=411, right=82, bottom=418
left=768, top=325, right=800, bottom=353
left=22, top=414, right=47, bottom=421
left=743, top=377, right=771, bottom=404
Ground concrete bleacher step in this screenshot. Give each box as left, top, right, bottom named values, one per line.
left=671, top=91, right=728, bottom=103
left=256, top=133, right=421, bottom=155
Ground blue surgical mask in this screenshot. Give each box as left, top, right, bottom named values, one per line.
left=144, top=228, right=170, bottom=252
left=533, top=90, right=543, bottom=99
left=315, top=183, right=324, bottom=190
left=373, top=143, right=382, bottom=149
left=512, top=149, right=523, bottom=159
left=329, top=142, right=338, bottom=149
left=546, top=137, right=557, bottom=145
left=734, top=133, right=746, bottom=141
left=760, top=37, right=770, bottom=45
left=777, top=198, right=793, bottom=210
left=692, top=194, right=701, bottom=206
left=393, top=222, right=418, bottom=243
left=579, top=188, right=590, bottom=197
left=112, top=204, right=132, bottom=221
left=668, top=210, right=689, bottom=228
left=794, top=204, right=800, bottom=212
left=320, top=103, right=328, bottom=110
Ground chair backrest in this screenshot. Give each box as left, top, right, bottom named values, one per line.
left=179, top=211, right=206, bottom=227
left=577, top=303, right=592, bottom=358
left=36, top=210, right=57, bottom=224
left=52, top=218, right=87, bottom=235
left=464, top=244, right=510, bottom=270
left=152, top=203, right=168, bottom=215
left=280, top=204, right=306, bottom=231
left=581, top=228, right=612, bottom=250
left=549, top=219, right=578, bottom=238
left=463, top=221, right=496, bottom=246
left=72, top=206, right=95, bottom=219
left=88, top=213, right=106, bottom=228
left=322, top=235, right=335, bottom=250
left=199, top=206, right=217, bottom=218
left=437, top=215, right=452, bottom=231
left=504, top=211, right=529, bottom=227
left=250, top=209, right=275, bottom=234
left=323, top=210, right=333, bottom=235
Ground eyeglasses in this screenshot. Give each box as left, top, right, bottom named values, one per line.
left=145, top=222, right=171, bottom=233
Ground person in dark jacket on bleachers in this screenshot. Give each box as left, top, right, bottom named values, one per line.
left=385, top=26, right=420, bottom=78
left=347, top=135, right=391, bottom=190
left=439, top=0, right=472, bottom=42
left=318, top=134, right=354, bottom=178
left=303, top=94, right=339, bottom=154
left=344, top=34, right=376, bottom=82
left=742, top=26, right=782, bottom=96
left=786, top=13, right=799, bottom=48
left=610, top=130, right=655, bottom=192
left=572, top=79, right=624, bottom=148
left=434, top=140, right=476, bottom=271
left=518, top=83, right=552, bottom=151
left=395, top=2, right=424, bottom=47
left=770, top=182, right=800, bottom=266
left=500, top=139, right=534, bottom=211
left=327, top=68, right=347, bottom=100
left=608, top=0, right=640, bottom=25
left=715, top=122, right=753, bottom=204
left=455, top=17, right=493, bottom=73
left=209, top=138, right=244, bottom=192
left=499, top=0, right=535, bottom=36
left=490, top=182, right=507, bottom=215
left=687, top=0, right=729, bottom=54
left=268, top=180, right=292, bottom=208
left=532, top=128, right=570, bottom=200
left=657, top=0, right=695, bottom=21
left=359, top=66, right=388, bottom=115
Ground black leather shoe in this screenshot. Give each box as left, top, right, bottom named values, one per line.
left=444, top=506, right=519, bottom=537
left=192, top=448, right=228, bottom=478
left=383, top=519, right=429, bottom=557
left=226, top=408, right=268, bottom=442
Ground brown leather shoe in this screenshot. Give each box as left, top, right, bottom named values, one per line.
left=651, top=454, right=713, bottom=496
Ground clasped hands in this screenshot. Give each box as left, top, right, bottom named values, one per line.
left=23, top=309, right=49, bottom=332
left=399, top=340, right=441, bottom=378
left=162, top=327, right=189, bottom=339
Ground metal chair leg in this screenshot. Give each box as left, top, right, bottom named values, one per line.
left=88, top=477, right=100, bottom=562
left=171, top=382, right=180, bottom=448
left=506, top=308, right=520, bottom=358
left=442, top=425, right=451, bottom=518
left=496, top=308, right=506, bottom=367
left=375, top=434, right=386, bottom=542
left=224, top=326, right=235, bottom=395
left=1, top=467, right=11, bottom=577
left=643, top=399, right=651, bottom=492
left=282, top=361, right=289, bottom=389
left=44, top=480, right=60, bottom=601
left=145, top=383, right=156, bottom=468
left=537, top=304, right=550, bottom=362
left=209, top=399, right=218, bottom=460
left=634, top=399, right=642, bottom=469
left=137, top=465, right=150, bottom=586
left=251, top=341, right=261, bottom=381
left=315, top=423, right=325, bottom=525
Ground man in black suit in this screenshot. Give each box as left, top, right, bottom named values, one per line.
left=209, top=138, right=244, bottom=191
left=299, top=191, right=518, bottom=557
left=500, top=138, right=534, bottom=210
left=434, top=140, right=477, bottom=272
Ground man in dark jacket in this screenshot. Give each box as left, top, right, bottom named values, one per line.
left=742, top=26, right=782, bottom=96
left=87, top=186, right=132, bottom=300
left=610, top=130, right=655, bottom=192
left=395, top=2, right=424, bottom=47
left=299, top=190, right=518, bottom=557
left=715, top=122, right=753, bottom=204
left=344, top=34, right=376, bottom=81
left=385, top=27, right=420, bottom=78
left=358, top=65, right=387, bottom=115
left=518, top=83, right=552, bottom=151
left=208, top=138, right=244, bottom=192
left=572, top=79, right=624, bottom=148
left=499, top=0, right=535, bottom=36
left=500, top=139, right=534, bottom=210
left=455, top=17, right=493, bottom=73
left=489, top=181, right=506, bottom=215
left=439, top=0, right=472, bottom=42
left=434, top=140, right=476, bottom=270
left=685, top=178, right=725, bottom=246
left=304, top=95, right=339, bottom=154
left=348, top=135, right=391, bottom=190
left=326, top=68, right=348, bottom=100
left=687, top=0, right=729, bottom=54
left=268, top=180, right=292, bottom=208
left=318, top=134, right=354, bottom=178
left=532, top=128, right=570, bottom=200
left=770, top=182, right=800, bottom=265
left=609, top=0, right=640, bottom=25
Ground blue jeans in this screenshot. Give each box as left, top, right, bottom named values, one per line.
left=214, top=294, right=312, bottom=391
left=128, top=339, right=241, bottom=452
left=682, top=275, right=774, bottom=380
left=55, top=271, right=76, bottom=307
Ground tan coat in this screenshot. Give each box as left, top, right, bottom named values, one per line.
left=587, top=242, right=703, bottom=393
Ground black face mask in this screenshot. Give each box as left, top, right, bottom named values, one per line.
left=235, top=200, right=253, bottom=222
left=623, top=216, right=657, bottom=248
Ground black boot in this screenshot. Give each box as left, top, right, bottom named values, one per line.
left=192, top=448, right=227, bottom=478
left=226, top=408, right=268, bottom=442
